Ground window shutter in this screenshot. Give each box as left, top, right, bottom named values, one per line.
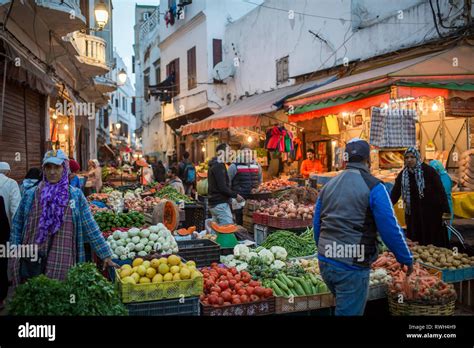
left=213, top=39, right=222, bottom=67
left=187, top=46, right=196, bottom=90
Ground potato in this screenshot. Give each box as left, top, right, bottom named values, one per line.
left=449, top=267, right=456, bottom=271
left=470, top=261, right=474, bottom=266
left=453, top=260, right=461, bottom=267
left=461, top=258, right=469, bottom=264
left=447, top=256, right=454, bottom=263
left=454, top=254, right=462, bottom=260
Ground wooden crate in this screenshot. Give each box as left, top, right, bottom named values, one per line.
left=243, top=214, right=254, bottom=233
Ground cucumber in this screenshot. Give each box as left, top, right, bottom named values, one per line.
left=281, top=274, right=294, bottom=288
left=293, top=281, right=305, bottom=296
left=299, top=279, right=312, bottom=295
left=274, top=279, right=289, bottom=293
left=309, top=274, right=319, bottom=286
left=289, top=287, right=299, bottom=297
left=271, top=281, right=285, bottom=297
left=311, top=283, right=318, bottom=295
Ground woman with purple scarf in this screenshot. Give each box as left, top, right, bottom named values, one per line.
left=9, top=150, right=117, bottom=286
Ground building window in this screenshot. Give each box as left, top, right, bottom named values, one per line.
left=131, top=97, right=136, bottom=116
left=187, top=46, right=196, bottom=90
left=153, top=58, right=161, bottom=84
left=123, top=97, right=126, bottom=111
left=166, top=58, right=180, bottom=97
left=143, top=12, right=150, bottom=21
left=276, top=56, right=289, bottom=84
left=132, top=55, right=135, bottom=74
left=103, top=108, right=109, bottom=129
left=115, top=97, right=118, bottom=108
left=144, top=68, right=150, bottom=101
left=213, top=39, right=222, bottom=68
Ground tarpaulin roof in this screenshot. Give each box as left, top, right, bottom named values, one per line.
left=181, top=76, right=335, bottom=135
left=286, top=44, right=474, bottom=121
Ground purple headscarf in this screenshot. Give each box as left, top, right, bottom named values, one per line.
left=37, top=162, right=70, bottom=244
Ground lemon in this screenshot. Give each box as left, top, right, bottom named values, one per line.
left=137, top=265, right=147, bottom=276
left=170, top=265, right=180, bottom=274
left=132, top=258, right=144, bottom=267
left=132, top=266, right=139, bottom=273
left=167, top=255, right=181, bottom=266
left=122, top=276, right=136, bottom=284
left=190, top=270, right=201, bottom=279
left=120, top=268, right=132, bottom=278
left=158, top=257, right=168, bottom=265
left=186, top=261, right=196, bottom=268
left=146, top=267, right=157, bottom=279
left=158, top=263, right=170, bottom=275
left=172, top=273, right=181, bottom=281
left=152, top=274, right=163, bottom=283
left=121, top=264, right=132, bottom=271
left=163, top=272, right=173, bottom=282
left=150, top=259, right=160, bottom=269
left=139, top=277, right=151, bottom=284
left=142, top=261, right=151, bottom=269
left=131, top=272, right=140, bottom=283
left=180, top=267, right=191, bottom=280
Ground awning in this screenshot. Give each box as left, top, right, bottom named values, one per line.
left=286, top=44, right=474, bottom=122
left=181, top=76, right=334, bottom=135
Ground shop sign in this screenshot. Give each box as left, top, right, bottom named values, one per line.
left=445, top=97, right=474, bottom=116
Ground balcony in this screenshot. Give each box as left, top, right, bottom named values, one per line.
left=94, top=75, right=117, bottom=94
left=35, top=0, right=86, bottom=36
left=66, top=31, right=110, bottom=78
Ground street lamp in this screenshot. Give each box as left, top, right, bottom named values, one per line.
left=118, top=69, right=127, bottom=85
left=95, top=0, right=109, bottom=30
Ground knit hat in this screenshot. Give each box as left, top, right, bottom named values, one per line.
left=345, top=138, right=370, bottom=162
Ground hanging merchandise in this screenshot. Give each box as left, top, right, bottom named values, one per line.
left=293, top=137, right=303, bottom=161
left=370, top=106, right=416, bottom=148
left=322, top=115, right=340, bottom=135
left=265, top=125, right=295, bottom=154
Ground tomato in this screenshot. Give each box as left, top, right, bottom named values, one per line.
left=234, top=274, right=241, bottom=282
left=218, top=280, right=229, bottom=290
left=250, top=294, right=259, bottom=302
left=210, top=291, right=219, bottom=297
left=219, top=276, right=228, bottom=282
left=218, top=268, right=227, bottom=276
left=249, top=280, right=260, bottom=288
left=241, top=271, right=250, bottom=278
left=209, top=276, right=217, bottom=283
left=205, top=280, right=214, bottom=289
left=221, top=291, right=232, bottom=302
left=200, top=294, right=205, bottom=301
left=230, top=267, right=238, bottom=275
left=237, top=289, right=246, bottom=296
left=234, top=283, right=242, bottom=292
left=264, top=288, right=273, bottom=298
left=208, top=295, right=218, bottom=304
left=223, top=302, right=231, bottom=306
left=211, top=286, right=222, bottom=294
left=242, top=275, right=251, bottom=283
left=240, top=294, right=249, bottom=303
left=229, top=280, right=237, bottom=288
left=217, top=297, right=224, bottom=306
left=232, top=297, right=241, bottom=305
left=254, top=287, right=265, bottom=297
left=246, top=286, right=255, bottom=296
left=211, top=262, right=218, bottom=268
left=203, top=273, right=210, bottom=278
left=202, top=300, right=209, bottom=305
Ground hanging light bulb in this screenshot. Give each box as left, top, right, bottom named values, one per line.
left=52, top=112, right=57, bottom=120
left=201, top=146, right=206, bottom=152
left=63, top=124, right=69, bottom=130
left=247, top=136, right=253, bottom=143
left=432, top=102, right=439, bottom=112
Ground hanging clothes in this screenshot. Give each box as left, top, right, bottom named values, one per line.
left=370, top=106, right=416, bottom=147
left=266, top=126, right=282, bottom=151
left=293, top=137, right=303, bottom=161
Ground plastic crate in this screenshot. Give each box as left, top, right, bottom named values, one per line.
left=420, top=263, right=474, bottom=283
left=115, top=269, right=203, bottom=303
left=200, top=297, right=275, bottom=316
left=254, top=224, right=269, bottom=246
left=220, top=247, right=234, bottom=256
left=252, top=212, right=269, bottom=225
left=266, top=215, right=312, bottom=229
left=126, top=296, right=200, bottom=316
left=275, top=293, right=334, bottom=314
left=184, top=203, right=206, bottom=232
left=177, top=239, right=221, bottom=268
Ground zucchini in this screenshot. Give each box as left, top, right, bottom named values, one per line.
left=271, top=281, right=285, bottom=297
left=280, top=274, right=294, bottom=288
left=274, top=279, right=289, bottom=293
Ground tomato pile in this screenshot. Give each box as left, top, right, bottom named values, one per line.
left=200, top=263, right=273, bottom=306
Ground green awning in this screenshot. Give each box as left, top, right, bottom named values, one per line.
left=293, top=87, right=389, bottom=114
left=395, top=81, right=474, bottom=91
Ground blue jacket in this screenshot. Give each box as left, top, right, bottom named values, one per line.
left=313, top=162, right=413, bottom=270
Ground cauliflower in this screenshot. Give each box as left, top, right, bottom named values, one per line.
left=220, top=255, right=234, bottom=264
left=233, top=244, right=250, bottom=259
left=236, top=262, right=248, bottom=272
left=245, top=252, right=259, bottom=262
left=127, top=228, right=140, bottom=237
left=270, top=246, right=288, bottom=261
left=270, top=260, right=286, bottom=270
left=258, top=249, right=275, bottom=265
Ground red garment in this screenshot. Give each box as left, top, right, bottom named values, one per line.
left=294, top=137, right=303, bottom=160
left=69, top=159, right=80, bottom=173
left=266, top=127, right=281, bottom=150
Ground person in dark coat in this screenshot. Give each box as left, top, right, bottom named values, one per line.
left=390, top=147, right=451, bottom=248
left=153, top=160, right=167, bottom=183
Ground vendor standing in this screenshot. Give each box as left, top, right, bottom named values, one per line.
left=300, top=149, right=323, bottom=178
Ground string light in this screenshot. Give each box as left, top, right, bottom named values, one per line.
left=247, top=136, right=253, bottom=143
left=63, top=124, right=69, bottom=130
left=201, top=146, right=206, bottom=152
left=432, top=102, right=439, bottom=111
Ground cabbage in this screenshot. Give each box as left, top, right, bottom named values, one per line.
left=140, top=238, right=149, bottom=245
left=111, top=254, right=118, bottom=259
left=115, top=240, right=125, bottom=247
left=153, top=242, right=162, bottom=251
left=127, top=228, right=140, bottom=237
left=149, top=233, right=159, bottom=242
left=126, top=243, right=135, bottom=251
left=134, top=243, right=144, bottom=252
left=233, top=244, right=250, bottom=259
left=120, top=232, right=128, bottom=240
left=172, top=246, right=178, bottom=253
left=149, top=225, right=159, bottom=233
left=115, top=246, right=126, bottom=256
left=127, top=252, right=136, bottom=259
left=113, top=231, right=122, bottom=240
left=125, top=238, right=131, bottom=244
left=131, top=236, right=140, bottom=244
left=137, top=251, right=147, bottom=257
left=110, top=241, right=117, bottom=250
left=156, top=223, right=165, bottom=230
left=270, top=246, right=288, bottom=261
left=120, top=255, right=128, bottom=261
left=258, top=249, right=275, bottom=265
left=144, top=245, right=152, bottom=253
left=139, top=229, right=150, bottom=238
left=147, top=240, right=155, bottom=247
left=107, top=235, right=114, bottom=242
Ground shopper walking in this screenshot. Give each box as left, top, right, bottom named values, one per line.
left=19, top=168, right=42, bottom=197
left=68, top=158, right=82, bottom=190
left=313, top=139, right=413, bottom=316
left=178, top=151, right=196, bottom=196
left=85, top=159, right=102, bottom=194
left=228, top=147, right=262, bottom=225
left=391, top=148, right=451, bottom=247
left=0, top=162, right=21, bottom=309
left=208, top=143, right=244, bottom=225
left=9, top=150, right=116, bottom=287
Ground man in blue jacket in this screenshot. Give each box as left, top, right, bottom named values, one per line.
left=313, top=138, right=413, bottom=316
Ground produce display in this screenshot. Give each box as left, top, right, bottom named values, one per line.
left=90, top=205, right=111, bottom=215
left=124, top=196, right=163, bottom=213
left=251, top=178, right=297, bottom=193
left=107, top=190, right=125, bottom=212
left=117, top=255, right=202, bottom=285
left=87, top=193, right=109, bottom=203
left=275, top=186, right=318, bottom=205
left=261, top=230, right=317, bottom=258
left=196, top=178, right=208, bottom=196
left=264, top=270, right=329, bottom=298
left=388, top=264, right=456, bottom=304
left=199, top=263, right=273, bottom=306
left=156, top=186, right=193, bottom=203
left=411, top=244, right=474, bottom=269
left=290, top=258, right=320, bottom=274
left=220, top=244, right=288, bottom=273
left=94, top=211, right=145, bottom=232
left=369, top=268, right=392, bottom=286
left=107, top=224, right=178, bottom=260
left=255, top=200, right=314, bottom=220
left=379, top=151, right=404, bottom=168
